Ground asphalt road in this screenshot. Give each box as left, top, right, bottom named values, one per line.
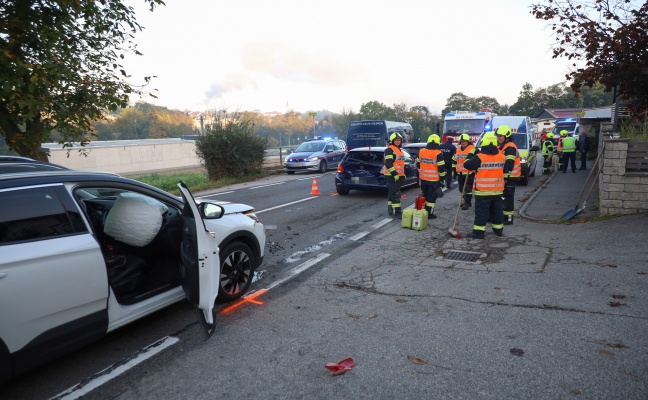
left=2, top=157, right=647, bottom=399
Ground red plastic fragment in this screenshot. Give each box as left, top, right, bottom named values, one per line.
left=325, top=357, right=356, bottom=373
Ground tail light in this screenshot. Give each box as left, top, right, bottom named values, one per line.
left=337, top=164, right=344, bottom=173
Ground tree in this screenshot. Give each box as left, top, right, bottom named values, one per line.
left=509, top=82, right=538, bottom=116
left=531, top=0, right=648, bottom=120
left=0, top=0, right=164, bottom=160
left=442, top=93, right=475, bottom=115
left=359, top=101, right=395, bottom=120
left=195, top=110, right=267, bottom=181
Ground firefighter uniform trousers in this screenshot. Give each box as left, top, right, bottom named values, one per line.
left=475, top=195, right=504, bottom=235
left=457, top=172, right=474, bottom=206
left=502, top=178, right=516, bottom=223
left=386, top=174, right=402, bottom=213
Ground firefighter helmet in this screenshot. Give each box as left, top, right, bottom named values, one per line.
left=495, top=125, right=512, bottom=138
left=481, top=132, right=498, bottom=147
left=389, top=132, right=403, bottom=143
left=427, top=134, right=441, bottom=144
left=560, top=130, right=568, bottom=137
left=459, top=133, right=471, bottom=142
left=546, top=132, right=554, bottom=139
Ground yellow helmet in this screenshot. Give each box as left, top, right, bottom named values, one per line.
left=389, top=132, right=403, bottom=143
left=427, top=134, right=441, bottom=144
left=546, top=132, right=554, bottom=139
left=560, top=130, right=568, bottom=137
left=459, top=133, right=471, bottom=142
left=481, top=132, right=498, bottom=147
left=495, top=125, right=512, bottom=138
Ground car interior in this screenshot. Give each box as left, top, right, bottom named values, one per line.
left=76, top=188, right=185, bottom=305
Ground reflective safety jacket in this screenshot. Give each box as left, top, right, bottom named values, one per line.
left=561, top=136, right=576, bottom=153
left=500, top=141, right=521, bottom=179
left=469, top=152, right=505, bottom=196
left=542, top=140, right=554, bottom=157
left=417, top=147, right=444, bottom=182
left=382, top=145, right=405, bottom=176
left=453, top=144, right=476, bottom=174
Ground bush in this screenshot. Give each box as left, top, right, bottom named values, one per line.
left=620, top=118, right=648, bottom=142
left=195, top=110, right=268, bottom=181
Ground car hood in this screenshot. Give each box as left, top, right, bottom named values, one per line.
left=288, top=151, right=320, bottom=159
left=196, top=199, right=254, bottom=214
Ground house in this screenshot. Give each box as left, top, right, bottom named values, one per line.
left=533, top=107, right=613, bottom=137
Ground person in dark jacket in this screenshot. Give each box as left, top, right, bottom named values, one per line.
left=577, top=131, right=591, bottom=170
left=439, top=137, right=456, bottom=189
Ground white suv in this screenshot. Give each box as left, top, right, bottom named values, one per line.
left=0, top=170, right=265, bottom=383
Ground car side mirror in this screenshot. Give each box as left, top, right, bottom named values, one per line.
left=199, top=202, right=225, bottom=219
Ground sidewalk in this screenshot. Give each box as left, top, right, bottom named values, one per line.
left=521, top=159, right=599, bottom=221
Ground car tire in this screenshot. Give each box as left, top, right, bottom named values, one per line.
left=336, top=187, right=350, bottom=195
left=519, top=173, right=529, bottom=186
left=217, top=242, right=255, bottom=302
left=318, top=160, right=327, bottom=173
left=286, top=171, right=295, bottom=175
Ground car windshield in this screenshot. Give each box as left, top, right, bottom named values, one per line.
left=294, top=142, right=326, bottom=153
left=511, top=133, right=528, bottom=149
left=553, top=123, right=576, bottom=134
left=444, top=120, right=487, bottom=135
left=347, top=151, right=384, bottom=163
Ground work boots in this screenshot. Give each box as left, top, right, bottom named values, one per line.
left=461, top=198, right=471, bottom=210
left=388, top=205, right=393, bottom=215
left=467, top=231, right=484, bottom=239
left=504, top=215, right=514, bottom=225
left=425, top=206, right=437, bottom=219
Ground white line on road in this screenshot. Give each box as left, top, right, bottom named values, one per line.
left=50, top=336, right=179, bottom=400
left=255, top=196, right=318, bottom=214
left=248, top=182, right=285, bottom=189
left=265, top=253, right=331, bottom=291
left=349, top=217, right=393, bottom=241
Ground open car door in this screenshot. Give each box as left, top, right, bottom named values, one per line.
left=178, top=182, right=220, bottom=339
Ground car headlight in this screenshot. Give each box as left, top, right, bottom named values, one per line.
left=245, top=212, right=260, bottom=222
left=520, top=157, right=527, bottom=164
left=307, top=156, right=319, bottom=161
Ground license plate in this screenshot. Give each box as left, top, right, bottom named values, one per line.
left=290, top=162, right=303, bottom=167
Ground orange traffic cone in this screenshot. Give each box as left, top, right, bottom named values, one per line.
left=310, top=177, right=321, bottom=195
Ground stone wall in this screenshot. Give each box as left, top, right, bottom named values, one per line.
left=599, top=137, right=648, bottom=216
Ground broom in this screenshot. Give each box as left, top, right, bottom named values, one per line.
left=448, top=172, right=471, bottom=238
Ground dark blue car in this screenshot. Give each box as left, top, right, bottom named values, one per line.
left=334, top=147, right=419, bottom=195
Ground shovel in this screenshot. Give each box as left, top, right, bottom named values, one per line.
left=560, top=143, right=605, bottom=222
left=448, top=173, right=471, bottom=238
left=575, top=164, right=604, bottom=217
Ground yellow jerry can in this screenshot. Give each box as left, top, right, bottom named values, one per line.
left=412, top=209, right=428, bottom=231
left=401, top=208, right=414, bottom=229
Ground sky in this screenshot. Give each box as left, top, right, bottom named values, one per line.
left=122, top=0, right=572, bottom=115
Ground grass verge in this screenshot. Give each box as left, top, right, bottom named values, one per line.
left=129, top=167, right=281, bottom=195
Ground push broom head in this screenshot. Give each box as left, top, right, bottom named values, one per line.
left=448, top=228, right=461, bottom=239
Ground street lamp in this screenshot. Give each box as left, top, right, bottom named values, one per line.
left=308, top=112, right=317, bottom=139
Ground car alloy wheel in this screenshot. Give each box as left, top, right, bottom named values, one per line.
left=318, top=160, right=327, bottom=173
left=218, top=242, right=255, bottom=302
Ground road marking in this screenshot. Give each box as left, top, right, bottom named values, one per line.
left=349, top=218, right=393, bottom=241
left=197, top=191, right=234, bottom=198
left=248, top=182, right=285, bottom=189
left=255, top=196, right=318, bottom=214
left=50, top=336, right=179, bottom=400
left=267, top=253, right=331, bottom=290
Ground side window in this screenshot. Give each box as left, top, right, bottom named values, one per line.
left=0, top=186, right=87, bottom=245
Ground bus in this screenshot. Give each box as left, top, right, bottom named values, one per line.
left=442, top=108, right=496, bottom=146
left=346, top=120, right=414, bottom=150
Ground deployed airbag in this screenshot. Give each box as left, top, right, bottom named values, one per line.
left=104, top=192, right=168, bottom=247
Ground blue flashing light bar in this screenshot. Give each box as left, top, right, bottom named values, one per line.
left=446, top=113, right=455, bottom=117
left=476, top=112, right=486, bottom=116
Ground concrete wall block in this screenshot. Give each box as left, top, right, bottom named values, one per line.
left=605, top=183, right=626, bottom=192
left=600, top=198, right=624, bottom=208
left=605, top=150, right=620, bottom=159
left=623, top=201, right=648, bottom=210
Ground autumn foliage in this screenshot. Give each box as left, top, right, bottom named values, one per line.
left=531, top=0, right=648, bottom=119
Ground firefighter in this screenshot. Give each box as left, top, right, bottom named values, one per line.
left=542, top=132, right=555, bottom=175
left=416, top=134, right=446, bottom=219
left=383, top=132, right=405, bottom=216
left=439, top=136, right=456, bottom=189
left=463, top=132, right=505, bottom=239
left=561, top=131, right=577, bottom=173
left=452, top=133, right=476, bottom=210
left=556, top=130, right=566, bottom=172
left=495, top=125, right=521, bottom=225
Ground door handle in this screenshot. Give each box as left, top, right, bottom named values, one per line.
left=0, top=273, right=7, bottom=279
